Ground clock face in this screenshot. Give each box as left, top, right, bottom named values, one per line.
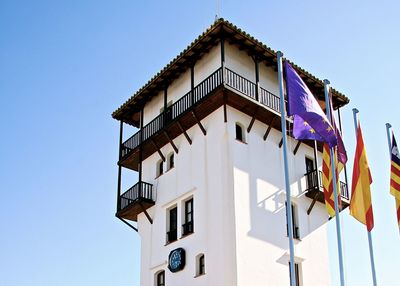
left=168, top=248, right=185, bottom=273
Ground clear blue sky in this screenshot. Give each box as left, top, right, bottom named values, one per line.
left=1, top=1, right=399, bottom=285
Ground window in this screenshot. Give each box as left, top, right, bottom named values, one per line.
left=305, top=157, right=316, bottom=189
left=157, top=160, right=164, bottom=177
left=286, top=202, right=300, bottom=239
left=305, top=157, right=314, bottom=173
left=288, top=262, right=301, bottom=286
left=156, top=270, right=165, bottom=286
left=168, top=153, right=174, bottom=170
left=235, top=122, right=245, bottom=142
left=167, top=206, right=177, bottom=243
left=182, top=198, right=193, bottom=236
left=196, top=254, right=205, bottom=276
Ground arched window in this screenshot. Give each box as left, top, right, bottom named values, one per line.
left=168, top=153, right=174, bottom=170
left=157, top=160, right=164, bottom=177
left=155, top=270, right=165, bottom=286
left=235, top=122, right=245, bottom=142
left=196, top=254, right=205, bottom=276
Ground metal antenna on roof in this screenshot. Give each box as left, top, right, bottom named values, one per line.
left=215, top=0, right=221, bottom=21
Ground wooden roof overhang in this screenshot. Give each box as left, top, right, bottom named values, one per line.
left=112, top=18, right=350, bottom=127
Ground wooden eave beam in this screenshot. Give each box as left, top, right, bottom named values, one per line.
left=307, top=192, right=321, bottom=215
left=139, top=202, right=153, bottom=224
left=247, top=107, right=258, bottom=133
left=293, top=141, right=301, bottom=155
left=151, top=139, right=165, bottom=162
left=263, top=116, right=276, bottom=141
left=192, top=110, right=207, bottom=135
left=164, top=130, right=179, bottom=153
left=177, top=120, right=192, bottom=145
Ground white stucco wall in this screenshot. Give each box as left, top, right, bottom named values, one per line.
left=143, top=89, right=164, bottom=125
left=193, top=43, right=221, bottom=86
left=134, top=42, right=332, bottom=286
left=138, top=108, right=237, bottom=286
left=227, top=106, right=330, bottom=286
left=225, top=42, right=256, bottom=82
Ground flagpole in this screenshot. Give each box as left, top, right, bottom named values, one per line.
left=385, top=123, right=392, bottom=157
left=352, top=108, right=377, bottom=286
left=277, top=51, right=296, bottom=286
left=324, top=80, right=345, bottom=286
left=385, top=123, right=400, bottom=235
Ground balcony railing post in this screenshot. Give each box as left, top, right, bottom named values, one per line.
left=220, top=35, right=226, bottom=84
left=139, top=107, right=144, bottom=197
left=254, top=57, right=260, bottom=102
left=191, top=64, right=195, bottom=106
left=117, top=120, right=124, bottom=211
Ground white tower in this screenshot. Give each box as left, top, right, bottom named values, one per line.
left=112, top=19, right=350, bottom=286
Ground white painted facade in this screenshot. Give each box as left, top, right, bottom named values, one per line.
left=135, top=43, right=331, bottom=286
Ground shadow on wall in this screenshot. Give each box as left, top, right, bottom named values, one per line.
left=234, top=142, right=326, bottom=250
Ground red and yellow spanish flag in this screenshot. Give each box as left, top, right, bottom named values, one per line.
left=350, top=123, right=374, bottom=231
left=390, top=133, right=400, bottom=229
left=322, top=143, right=342, bottom=217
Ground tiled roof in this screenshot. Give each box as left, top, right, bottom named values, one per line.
left=112, top=18, right=349, bottom=125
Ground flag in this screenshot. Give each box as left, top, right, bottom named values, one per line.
left=390, top=133, right=400, bottom=230
left=390, top=134, right=400, bottom=200
left=322, top=143, right=342, bottom=217
left=350, top=122, right=374, bottom=231
left=284, top=61, right=337, bottom=147
left=327, top=89, right=348, bottom=166
left=321, top=91, right=347, bottom=217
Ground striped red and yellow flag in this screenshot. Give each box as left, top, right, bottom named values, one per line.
left=322, top=143, right=342, bottom=217
left=390, top=133, right=400, bottom=230
left=350, top=123, right=374, bottom=231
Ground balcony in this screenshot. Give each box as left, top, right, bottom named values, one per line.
left=116, top=181, right=155, bottom=221
left=304, top=170, right=350, bottom=210
left=119, top=67, right=329, bottom=171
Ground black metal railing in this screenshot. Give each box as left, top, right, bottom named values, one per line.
left=120, top=67, right=285, bottom=161
left=119, top=181, right=154, bottom=211
left=182, top=221, right=194, bottom=236
left=259, top=87, right=280, bottom=113
left=225, top=68, right=257, bottom=100
left=305, top=169, right=349, bottom=200
left=121, top=68, right=224, bottom=159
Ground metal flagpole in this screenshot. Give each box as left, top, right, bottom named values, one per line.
left=385, top=123, right=392, bottom=158
left=324, top=80, right=346, bottom=286
left=385, top=123, right=400, bottom=236
left=277, top=51, right=296, bottom=286
left=352, top=108, right=377, bottom=286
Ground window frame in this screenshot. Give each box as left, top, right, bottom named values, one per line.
left=285, top=202, right=300, bottom=239
left=235, top=122, right=246, bottom=143
left=168, top=153, right=174, bottom=171
left=156, top=270, right=165, bottom=286
left=182, top=198, right=194, bottom=236
left=199, top=254, right=205, bottom=275
left=167, top=206, right=178, bottom=243
left=288, top=262, right=301, bottom=286
left=157, top=159, right=164, bottom=177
